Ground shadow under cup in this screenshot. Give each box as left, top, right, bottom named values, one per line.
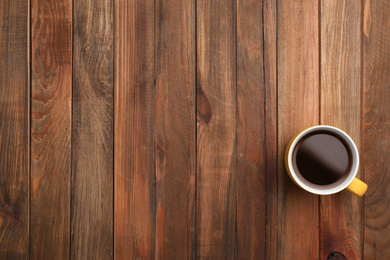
left=286, top=126, right=360, bottom=195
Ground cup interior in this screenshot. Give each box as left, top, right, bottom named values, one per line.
left=286, top=125, right=359, bottom=195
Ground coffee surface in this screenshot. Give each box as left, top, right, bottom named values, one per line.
left=293, top=131, right=351, bottom=185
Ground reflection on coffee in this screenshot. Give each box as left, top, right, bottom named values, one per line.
left=292, top=130, right=352, bottom=185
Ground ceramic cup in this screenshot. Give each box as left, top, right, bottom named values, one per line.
left=285, top=125, right=368, bottom=196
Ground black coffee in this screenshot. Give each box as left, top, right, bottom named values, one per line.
left=293, top=130, right=352, bottom=185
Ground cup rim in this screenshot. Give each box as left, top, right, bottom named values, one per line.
left=286, top=125, right=359, bottom=195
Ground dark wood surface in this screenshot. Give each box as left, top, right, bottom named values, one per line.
left=0, top=0, right=29, bottom=258
left=319, top=1, right=362, bottom=259
left=197, top=0, right=236, bottom=258
left=1, top=0, right=389, bottom=259
left=236, top=0, right=266, bottom=258
left=31, top=0, right=71, bottom=259
left=114, top=1, right=155, bottom=259
left=155, top=0, right=196, bottom=258
left=277, top=0, right=319, bottom=258
left=363, top=0, right=390, bottom=258
left=71, top=0, right=114, bottom=258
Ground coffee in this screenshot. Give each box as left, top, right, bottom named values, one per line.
left=292, top=130, right=352, bottom=185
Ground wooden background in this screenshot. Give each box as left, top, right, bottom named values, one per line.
left=0, top=0, right=389, bottom=259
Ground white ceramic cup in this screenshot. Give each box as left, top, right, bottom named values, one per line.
left=285, top=125, right=368, bottom=196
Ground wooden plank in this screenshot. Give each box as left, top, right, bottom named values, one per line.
left=71, top=0, right=113, bottom=258
left=319, top=1, right=362, bottom=259
left=363, top=0, right=390, bottom=258
left=263, top=0, right=278, bottom=259
left=196, top=0, right=236, bottom=258
left=155, top=0, right=196, bottom=258
left=236, top=0, right=266, bottom=258
left=277, top=0, right=319, bottom=258
left=114, top=0, right=155, bottom=259
left=30, top=0, right=71, bottom=258
left=0, top=0, right=29, bottom=258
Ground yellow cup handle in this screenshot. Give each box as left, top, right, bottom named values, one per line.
left=346, top=177, right=368, bottom=196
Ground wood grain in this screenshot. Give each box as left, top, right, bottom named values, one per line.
left=155, top=0, right=196, bottom=258
left=277, top=0, right=319, bottom=258
left=196, top=0, right=236, bottom=258
left=0, top=0, right=29, bottom=258
left=0, top=1, right=390, bottom=258
left=363, top=0, right=390, bottom=258
left=71, top=0, right=113, bottom=258
left=30, top=0, right=71, bottom=258
left=263, top=0, right=278, bottom=259
left=319, top=1, right=362, bottom=259
left=236, top=0, right=266, bottom=258
left=114, top=0, right=155, bottom=259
